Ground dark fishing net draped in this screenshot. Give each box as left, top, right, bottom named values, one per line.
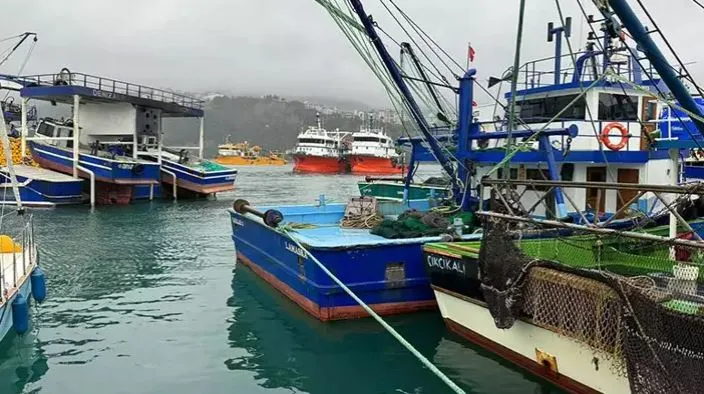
left=478, top=218, right=704, bottom=393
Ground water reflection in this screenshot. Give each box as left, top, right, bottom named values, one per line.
left=0, top=330, right=49, bottom=394
left=226, top=264, right=561, bottom=394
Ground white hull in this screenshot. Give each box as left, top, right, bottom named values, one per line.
left=433, top=287, right=630, bottom=394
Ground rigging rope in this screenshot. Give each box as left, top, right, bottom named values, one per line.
left=328, top=0, right=468, bottom=178
left=280, top=227, right=467, bottom=394
left=554, top=0, right=632, bottom=210
left=386, top=0, right=466, bottom=74
left=633, top=0, right=704, bottom=98
left=378, top=0, right=455, bottom=88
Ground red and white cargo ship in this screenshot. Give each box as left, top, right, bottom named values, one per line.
left=346, top=126, right=404, bottom=175
left=292, top=116, right=349, bottom=174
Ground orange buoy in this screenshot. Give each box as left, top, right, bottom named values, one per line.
left=600, top=122, right=629, bottom=151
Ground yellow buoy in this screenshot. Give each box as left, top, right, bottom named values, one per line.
left=0, top=235, right=22, bottom=253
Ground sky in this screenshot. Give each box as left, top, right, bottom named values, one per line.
left=1, top=0, right=703, bottom=108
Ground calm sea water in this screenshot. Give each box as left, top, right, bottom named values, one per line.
left=0, top=165, right=562, bottom=394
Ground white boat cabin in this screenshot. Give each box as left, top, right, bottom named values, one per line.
left=475, top=85, right=674, bottom=219
left=294, top=126, right=349, bottom=158
left=348, top=128, right=398, bottom=159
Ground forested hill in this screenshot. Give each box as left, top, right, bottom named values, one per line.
left=162, top=95, right=403, bottom=157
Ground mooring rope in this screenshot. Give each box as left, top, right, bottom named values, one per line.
left=280, top=228, right=467, bottom=394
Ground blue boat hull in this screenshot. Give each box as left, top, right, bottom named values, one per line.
left=230, top=202, right=454, bottom=321
left=0, top=172, right=84, bottom=207
left=0, top=267, right=33, bottom=343
left=160, top=159, right=236, bottom=195
left=30, top=142, right=160, bottom=185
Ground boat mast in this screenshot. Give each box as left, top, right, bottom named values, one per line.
left=400, top=42, right=447, bottom=120
left=0, top=106, right=24, bottom=213
left=347, top=0, right=459, bottom=195
left=0, top=32, right=37, bottom=69
left=505, top=0, right=527, bottom=178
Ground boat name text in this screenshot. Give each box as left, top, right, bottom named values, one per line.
left=285, top=242, right=307, bottom=258
left=426, top=254, right=465, bottom=274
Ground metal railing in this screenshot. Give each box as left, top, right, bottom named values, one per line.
left=0, top=215, right=36, bottom=304
left=514, top=50, right=663, bottom=90
left=20, top=71, right=204, bottom=110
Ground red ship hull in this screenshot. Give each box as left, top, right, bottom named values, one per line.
left=348, top=155, right=405, bottom=175
left=293, top=154, right=345, bottom=174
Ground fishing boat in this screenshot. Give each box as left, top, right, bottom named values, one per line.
left=358, top=176, right=449, bottom=201
left=423, top=201, right=704, bottom=393
left=292, top=114, right=349, bottom=174
left=356, top=126, right=453, bottom=202
left=231, top=0, right=696, bottom=328
left=0, top=102, right=47, bottom=343
left=367, top=0, right=704, bottom=390
left=346, top=117, right=404, bottom=175
left=214, top=138, right=287, bottom=166
left=16, top=68, right=229, bottom=205
left=230, top=196, right=481, bottom=321
left=131, top=135, right=237, bottom=199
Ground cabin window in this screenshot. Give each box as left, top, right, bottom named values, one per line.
left=496, top=168, right=519, bottom=180
left=298, top=138, right=325, bottom=144
left=36, top=122, right=53, bottom=137
left=516, top=94, right=586, bottom=122
left=354, top=137, right=382, bottom=143
left=525, top=169, right=551, bottom=191
left=598, top=93, right=638, bottom=121
left=645, top=101, right=658, bottom=122
left=560, top=163, right=575, bottom=181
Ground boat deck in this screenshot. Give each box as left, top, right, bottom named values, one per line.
left=289, top=224, right=481, bottom=248
left=2, top=165, right=81, bottom=183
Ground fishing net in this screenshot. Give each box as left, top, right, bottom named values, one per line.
left=371, top=209, right=450, bottom=238
left=478, top=217, right=704, bottom=393
left=0, top=137, right=37, bottom=167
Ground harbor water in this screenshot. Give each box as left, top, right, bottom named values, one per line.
left=0, top=165, right=562, bottom=394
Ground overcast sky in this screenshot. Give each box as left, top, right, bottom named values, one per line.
left=2, top=0, right=702, bottom=108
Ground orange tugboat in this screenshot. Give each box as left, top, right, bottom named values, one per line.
left=292, top=115, right=349, bottom=174
left=214, top=138, right=287, bottom=166
left=346, top=120, right=404, bottom=175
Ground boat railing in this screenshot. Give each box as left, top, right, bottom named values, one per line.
left=20, top=72, right=204, bottom=110
left=515, top=50, right=662, bottom=90
left=0, top=215, right=36, bottom=303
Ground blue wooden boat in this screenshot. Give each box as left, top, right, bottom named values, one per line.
left=230, top=199, right=481, bottom=321
left=137, top=145, right=237, bottom=198
left=14, top=69, right=234, bottom=204
left=0, top=165, right=84, bottom=207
